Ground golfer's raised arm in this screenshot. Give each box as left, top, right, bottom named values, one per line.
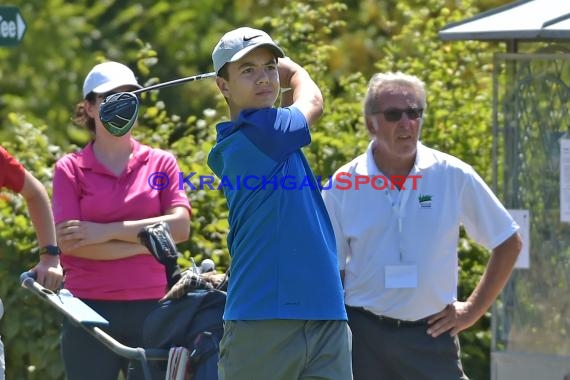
left=278, top=57, right=323, bottom=126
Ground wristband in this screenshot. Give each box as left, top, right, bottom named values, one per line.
left=39, top=245, right=61, bottom=256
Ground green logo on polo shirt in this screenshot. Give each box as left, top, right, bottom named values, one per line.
left=418, top=194, right=432, bottom=208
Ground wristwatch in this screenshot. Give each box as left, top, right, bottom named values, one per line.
left=39, top=245, right=61, bottom=256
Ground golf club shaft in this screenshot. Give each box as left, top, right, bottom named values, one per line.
left=132, top=72, right=216, bottom=95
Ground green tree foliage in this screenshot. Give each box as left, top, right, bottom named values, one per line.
left=1, top=0, right=512, bottom=378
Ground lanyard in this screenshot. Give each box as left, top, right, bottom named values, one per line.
left=385, top=181, right=412, bottom=261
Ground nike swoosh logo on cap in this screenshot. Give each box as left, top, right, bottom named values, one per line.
left=243, top=35, right=263, bottom=41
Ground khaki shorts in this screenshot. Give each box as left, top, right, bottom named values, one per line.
left=219, top=319, right=352, bottom=380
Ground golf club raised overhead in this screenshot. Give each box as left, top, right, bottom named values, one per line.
left=99, top=72, right=216, bottom=136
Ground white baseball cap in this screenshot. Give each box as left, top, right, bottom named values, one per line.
left=82, top=61, right=142, bottom=98
left=212, top=27, right=285, bottom=74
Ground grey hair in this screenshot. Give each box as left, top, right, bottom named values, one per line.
left=363, top=72, right=427, bottom=116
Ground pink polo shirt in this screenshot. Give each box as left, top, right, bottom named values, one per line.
left=52, top=139, right=190, bottom=300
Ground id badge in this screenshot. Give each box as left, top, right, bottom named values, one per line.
left=385, top=264, right=418, bottom=289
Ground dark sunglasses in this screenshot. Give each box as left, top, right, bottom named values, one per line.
left=374, top=108, right=424, bottom=122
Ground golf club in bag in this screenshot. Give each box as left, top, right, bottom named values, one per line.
left=137, top=222, right=226, bottom=380
left=99, top=72, right=216, bottom=136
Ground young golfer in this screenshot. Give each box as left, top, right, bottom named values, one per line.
left=208, top=27, right=352, bottom=380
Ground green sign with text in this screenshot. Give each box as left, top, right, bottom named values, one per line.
left=0, top=6, right=26, bottom=47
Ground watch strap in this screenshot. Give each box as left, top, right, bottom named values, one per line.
left=39, top=245, right=61, bottom=256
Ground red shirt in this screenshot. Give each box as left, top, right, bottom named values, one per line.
left=0, top=146, right=25, bottom=192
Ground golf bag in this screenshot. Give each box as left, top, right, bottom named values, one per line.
left=143, top=289, right=225, bottom=380
left=138, top=222, right=226, bottom=380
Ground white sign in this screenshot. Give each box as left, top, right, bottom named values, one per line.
left=560, top=138, right=570, bottom=222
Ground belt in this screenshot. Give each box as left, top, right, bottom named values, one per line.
left=349, top=306, right=429, bottom=328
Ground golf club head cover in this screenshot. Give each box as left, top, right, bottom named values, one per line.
left=137, top=221, right=182, bottom=289
left=160, top=270, right=214, bottom=302
left=99, top=92, right=139, bottom=137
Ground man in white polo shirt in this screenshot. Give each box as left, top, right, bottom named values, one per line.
left=322, top=71, right=522, bottom=380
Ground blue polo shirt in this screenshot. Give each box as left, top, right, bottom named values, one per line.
left=207, top=107, right=346, bottom=321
